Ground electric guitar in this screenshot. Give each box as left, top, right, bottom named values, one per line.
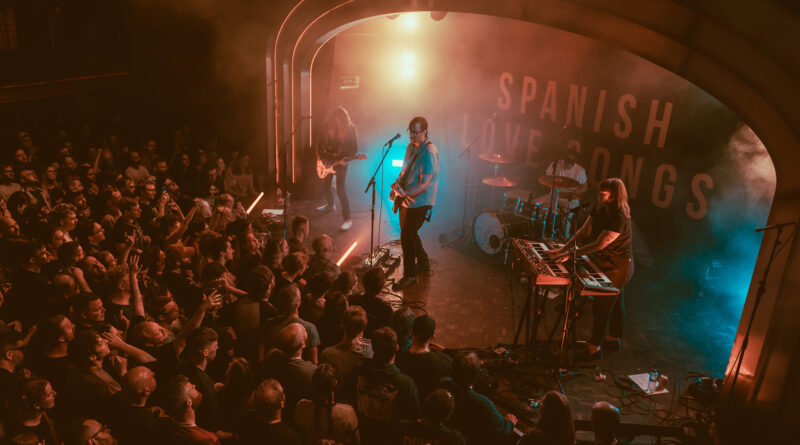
left=389, top=145, right=425, bottom=214
left=316, top=154, right=367, bottom=179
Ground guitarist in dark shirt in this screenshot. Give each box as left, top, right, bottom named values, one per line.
left=390, top=117, right=440, bottom=291
left=316, top=106, right=358, bottom=231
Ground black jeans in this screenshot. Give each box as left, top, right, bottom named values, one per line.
left=589, top=256, right=633, bottom=346
left=590, top=290, right=625, bottom=346
left=323, top=165, right=350, bottom=220
left=399, top=205, right=431, bottom=278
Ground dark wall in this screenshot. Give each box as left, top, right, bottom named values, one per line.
left=125, top=0, right=280, bottom=179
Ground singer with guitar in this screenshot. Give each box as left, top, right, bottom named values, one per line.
left=390, top=116, right=440, bottom=290
left=317, top=106, right=359, bottom=231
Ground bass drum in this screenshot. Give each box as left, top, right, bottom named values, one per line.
left=473, top=210, right=531, bottom=255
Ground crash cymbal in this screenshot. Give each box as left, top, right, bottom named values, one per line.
left=482, top=176, right=521, bottom=187
left=537, top=175, right=580, bottom=189
left=479, top=152, right=514, bottom=164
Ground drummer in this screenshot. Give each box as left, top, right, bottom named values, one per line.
left=534, top=144, right=587, bottom=210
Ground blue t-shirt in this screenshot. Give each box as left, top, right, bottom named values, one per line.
left=400, top=141, right=439, bottom=208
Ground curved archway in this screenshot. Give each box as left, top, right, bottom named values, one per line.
left=268, top=0, right=800, bottom=432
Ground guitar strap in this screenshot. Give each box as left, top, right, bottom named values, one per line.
left=399, top=140, right=428, bottom=188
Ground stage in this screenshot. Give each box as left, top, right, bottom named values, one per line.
left=265, top=194, right=738, bottom=443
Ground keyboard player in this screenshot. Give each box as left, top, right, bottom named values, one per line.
left=544, top=177, right=634, bottom=361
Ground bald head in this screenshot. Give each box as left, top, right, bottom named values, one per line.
left=122, top=366, right=157, bottom=404
left=278, top=323, right=307, bottom=357
left=591, top=401, right=620, bottom=445
left=311, top=234, right=333, bottom=257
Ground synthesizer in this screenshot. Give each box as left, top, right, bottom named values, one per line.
left=509, top=238, right=620, bottom=296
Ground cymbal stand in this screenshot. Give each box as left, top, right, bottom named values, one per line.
left=442, top=124, right=488, bottom=247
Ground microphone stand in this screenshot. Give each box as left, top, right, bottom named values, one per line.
left=725, top=223, right=794, bottom=402
left=279, top=131, right=294, bottom=238
left=364, top=139, right=396, bottom=266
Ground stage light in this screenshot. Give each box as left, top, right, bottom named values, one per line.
left=399, top=13, right=418, bottom=29
left=392, top=159, right=404, bottom=167
left=337, top=241, right=358, bottom=267
left=430, top=11, right=448, bottom=21
left=246, top=192, right=264, bottom=214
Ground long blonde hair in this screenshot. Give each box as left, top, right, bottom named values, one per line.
left=598, top=177, right=631, bottom=218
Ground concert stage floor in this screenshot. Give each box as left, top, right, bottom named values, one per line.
left=285, top=196, right=740, bottom=442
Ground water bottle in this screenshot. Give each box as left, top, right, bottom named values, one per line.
left=285, top=191, right=291, bottom=207
left=647, top=369, right=660, bottom=393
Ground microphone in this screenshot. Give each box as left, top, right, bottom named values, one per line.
left=755, top=222, right=796, bottom=232
left=383, top=133, right=402, bottom=147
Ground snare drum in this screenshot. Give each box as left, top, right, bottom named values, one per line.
left=473, top=210, right=531, bottom=255
left=513, top=198, right=539, bottom=219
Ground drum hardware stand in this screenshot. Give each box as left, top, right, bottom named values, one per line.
left=441, top=121, right=489, bottom=247
left=364, top=137, right=397, bottom=266
left=554, top=247, right=585, bottom=394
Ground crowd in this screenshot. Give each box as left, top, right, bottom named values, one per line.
left=0, top=121, right=624, bottom=445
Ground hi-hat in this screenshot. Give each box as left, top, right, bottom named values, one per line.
left=537, top=175, right=580, bottom=189
left=479, top=152, right=514, bottom=164
left=482, top=176, right=520, bottom=187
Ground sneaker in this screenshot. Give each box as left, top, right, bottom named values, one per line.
left=575, top=346, right=603, bottom=362
left=317, top=204, right=336, bottom=212
left=392, top=276, right=418, bottom=291
left=340, top=220, right=353, bottom=231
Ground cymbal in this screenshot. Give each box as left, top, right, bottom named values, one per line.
left=482, top=176, right=521, bottom=187
left=479, top=152, right=514, bottom=164
left=538, top=175, right=580, bottom=189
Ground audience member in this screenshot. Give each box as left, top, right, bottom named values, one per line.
left=392, top=389, right=465, bottom=445
left=263, top=284, right=320, bottom=364
left=350, top=267, right=392, bottom=338
left=449, top=351, right=517, bottom=445
left=294, top=363, right=360, bottom=444
left=320, top=305, right=372, bottom=395
left=352, top=327, right=419, bottom=444
left=288, top=216, right=309, bottom=254
left=591, top=401, right=620, bottom=445
left=519, top=390, right=575, bottom=445
left=317, top=290, right=348, bottom=349
left=159, top=375, right=220, bottom=444
left=307, top=234, right=340, bottom=278
left=236, top=378, right=301, bottom=445
left=108, top=366, right=160, bottom=445
left=262, top=323, right=317, bottom=423
left=396, top=315, right=453, bottom=399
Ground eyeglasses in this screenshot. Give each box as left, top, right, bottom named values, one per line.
left=89, top=425, right=111, bottom=440
left=407, top=129, right=424, bottom=136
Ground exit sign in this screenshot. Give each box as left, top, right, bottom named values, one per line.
left=339, top=76, right=360, bottom=89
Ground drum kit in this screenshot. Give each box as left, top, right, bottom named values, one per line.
left=472, top=152, right=583, bottom=256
